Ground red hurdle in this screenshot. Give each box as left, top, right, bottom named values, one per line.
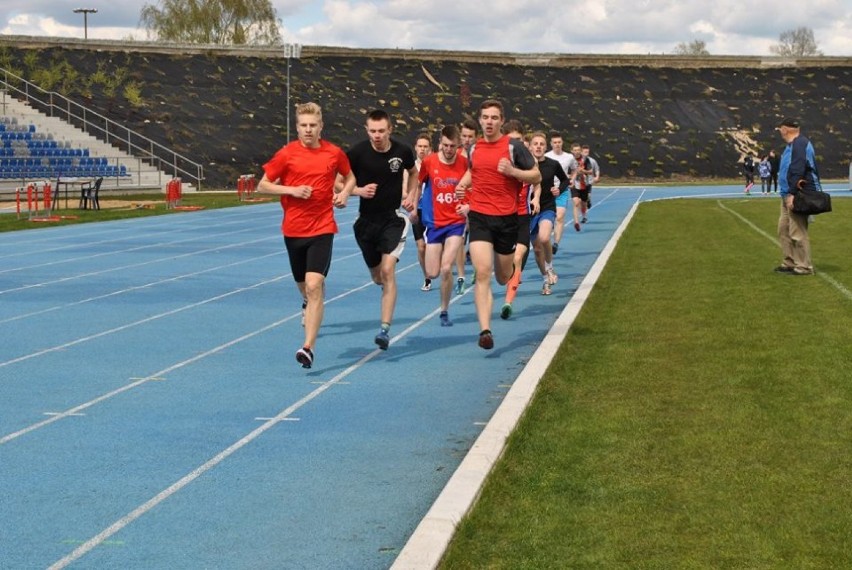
left=166, top=178, right=182, bottom=209
left=17, top=181, right=64, bottom=222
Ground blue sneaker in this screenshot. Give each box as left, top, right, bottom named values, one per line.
left=440, top=312, right=453, bottom=327
left=374, top=329, right=390, bottom=350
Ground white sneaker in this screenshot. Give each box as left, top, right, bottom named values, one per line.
left=546, top=268, right=558, bottom=285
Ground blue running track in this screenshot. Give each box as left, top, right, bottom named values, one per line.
left=0, top=185, right=846, bottom=569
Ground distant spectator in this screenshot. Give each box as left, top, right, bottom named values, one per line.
left=768, top=149, right=780, bottom=193
left=758, top=154, right=772, bottom=194
left=742, top=153, right=755, bottom=194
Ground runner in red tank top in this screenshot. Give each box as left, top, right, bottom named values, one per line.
left=454, top=100, right=541, bottom=350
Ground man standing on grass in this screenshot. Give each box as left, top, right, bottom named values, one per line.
left=775, top=118, right=820, bottom=276
left=455, top=100, right=540, bottom=350
left=257, top=102, right=356, bottom=369
left=336, top=109, right=419, bottom=350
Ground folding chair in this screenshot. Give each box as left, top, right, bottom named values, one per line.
left=80, top=176, right=103, bottom=210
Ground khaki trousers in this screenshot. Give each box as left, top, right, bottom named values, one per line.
left=777, top=200, right=812, bottom=272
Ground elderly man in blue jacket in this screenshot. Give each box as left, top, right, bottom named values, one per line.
left=775, top=118, right=821, bottom=276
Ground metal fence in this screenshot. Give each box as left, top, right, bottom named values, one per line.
left=0, top=67, right=203, bottom=190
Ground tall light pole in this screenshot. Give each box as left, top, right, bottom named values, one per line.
left=284, top=43, right=302, bottom=141
left=73, top=8, right=98, bottom=40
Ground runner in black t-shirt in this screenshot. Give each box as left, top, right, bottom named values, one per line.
left=339, top=109, right=419, bottom=350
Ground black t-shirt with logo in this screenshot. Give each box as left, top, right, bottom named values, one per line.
left=347, top=139, right=416, bottom=218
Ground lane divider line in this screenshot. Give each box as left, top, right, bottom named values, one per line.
left=46, top=265, right=466, bottom=569
left=0, top=259, right=419, bottom=444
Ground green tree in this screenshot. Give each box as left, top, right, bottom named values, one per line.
left=770, top=27, right=822, bottom=57
left=672, top=40, right=710, bottom=56
left=140, top=0, right=283, bottom=46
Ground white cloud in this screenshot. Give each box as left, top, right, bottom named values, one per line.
left=1, top=0, right=849, bottom=55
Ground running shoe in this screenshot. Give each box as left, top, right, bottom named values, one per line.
left=500, top=303, right=513, bottom=320
left=581, top=216, right=588, bottom=224
left=421, top=278, right=432, bottom=292
left=546, top=268, right=558, bottom=285
left=552, top=242, right=559, bottom=254
left=773, top=265, right=794, bottom=274
left=300, top=299, right=307, bottom=326
left=295, top=346, right=314, bottom=369
left=478, top=330, right=494, bottom=350
left=440, top=312, right=453, bottom=327
left=541, top=281, right=552, bottom=295
left=374, top=329, right=390, bottom=350
left=455, top=277, right=465, bottom=295
left=574, top=222, right=581, bottom=232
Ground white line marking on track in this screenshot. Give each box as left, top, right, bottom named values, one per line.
left=46, top=263, right=465, bottom=569
left=0, top=226, right=269, bottom=293
left=0, top=206, right=270, bottom=262
left=0, top=273, right=290, bottom=369
left=0, top=217, right=259, bottom=276
left=0, top=249, right=283, bottom=324
left=0, top=254, right=384, bottom=445
left=254, top=417, right=300, bottom=422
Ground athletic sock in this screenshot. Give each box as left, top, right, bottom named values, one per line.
left=505, top=265, right=521, bottom=305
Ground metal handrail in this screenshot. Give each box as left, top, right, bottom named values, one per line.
left=0, top=67, right=204, bottom=190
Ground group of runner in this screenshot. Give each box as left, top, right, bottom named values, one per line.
left=257, top=100, right=600, bottom=368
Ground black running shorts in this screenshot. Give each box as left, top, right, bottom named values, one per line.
left=468, top=210, right=518, bottom=256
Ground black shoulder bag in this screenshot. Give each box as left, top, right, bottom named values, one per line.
left=791, top=163, right=832, bottom=216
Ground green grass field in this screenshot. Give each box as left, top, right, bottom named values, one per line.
left=441, top=198, right=851, bottom=569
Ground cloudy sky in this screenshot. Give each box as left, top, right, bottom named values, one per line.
left=2, top=0, right=850, bottom=56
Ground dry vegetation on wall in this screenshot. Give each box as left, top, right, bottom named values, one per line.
left=1, top=40, right=849, bottom=188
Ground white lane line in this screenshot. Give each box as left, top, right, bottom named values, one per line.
left=0, top=217, right=353, bottom=298
left=0, top=273, right=286, bottom=369
left=391, top=197, right=643, bottom=570
left=0, top=248, right=364, bottom=369
left=46, top=264, right=460, bottom=569
left=0, top=225, right=263, bottom=288
left=0, top=258, right=414, bottom=444
left=718, top=200, right=852, bottom=302
left=0, top=205, right=273, bottom=260
left=0, top=247, right=283, bottom=324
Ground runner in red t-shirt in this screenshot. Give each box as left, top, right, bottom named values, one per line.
left=258, top=102, right=356, bottom=370
left=418, top=125, right=469, bottom=327
left=454, top=100, right=541, bottom=350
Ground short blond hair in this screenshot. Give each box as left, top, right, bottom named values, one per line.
left=296, top=102, right=322, bottom=120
